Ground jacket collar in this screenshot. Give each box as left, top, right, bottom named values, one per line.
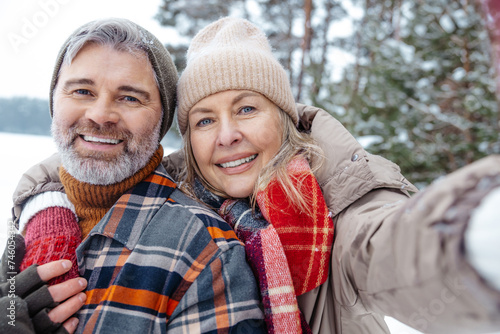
left=297, top=104, right=417, bottom=216
left=76, top=164, right=177, bottom=253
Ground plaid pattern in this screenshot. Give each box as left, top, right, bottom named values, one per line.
left=219, top=200, right=311, bottom=334
left=75, top=165, right=264, bottom=333
left=256, top=157, right=334, bottom=295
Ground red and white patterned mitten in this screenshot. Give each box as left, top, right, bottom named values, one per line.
left=19, top=192, right=81, bottom=285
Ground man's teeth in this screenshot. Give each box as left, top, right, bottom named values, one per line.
left=83, top=135, right=120, bottom=144
left=220, top=154, right=257, bottom=168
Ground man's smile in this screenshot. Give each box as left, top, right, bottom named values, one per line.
left=81, top=135, right=122, bottom=145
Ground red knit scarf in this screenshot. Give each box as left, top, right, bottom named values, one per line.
left=256, top=156, right=334, bottom=295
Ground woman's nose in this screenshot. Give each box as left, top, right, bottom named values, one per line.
left=216, top=119, right=242, bottom=147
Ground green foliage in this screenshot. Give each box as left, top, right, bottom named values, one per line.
left=323, top=0, right=499, bottom=186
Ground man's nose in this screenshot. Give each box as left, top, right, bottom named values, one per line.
left=85, top=97, right=120, bottom=125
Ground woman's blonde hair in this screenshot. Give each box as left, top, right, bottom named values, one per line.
left=179, top=108, right=324, bottom=215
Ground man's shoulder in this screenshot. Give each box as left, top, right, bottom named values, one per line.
left=158, top=188, right=242, bottom=251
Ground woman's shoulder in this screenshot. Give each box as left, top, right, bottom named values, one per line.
left=297, top=103, right=417, bottom=214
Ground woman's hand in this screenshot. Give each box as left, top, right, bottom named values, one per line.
left=1, top=240, right=87, bottom=334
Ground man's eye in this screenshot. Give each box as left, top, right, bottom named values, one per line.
left=124, top=96, right=139, bottom=102
left=75, top=89, right=91, bottom=95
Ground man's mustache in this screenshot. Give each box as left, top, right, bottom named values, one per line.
left=68, top=121, right=133, bottom=142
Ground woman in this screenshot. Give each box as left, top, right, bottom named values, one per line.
left=7, top=17, right=500, bottom=334
left=167, top=17, right=500, bottom=334
left=172, top=17, right=337, bottom=333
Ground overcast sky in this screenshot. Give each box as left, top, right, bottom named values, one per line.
left=0, top=0, right=172, bottom=99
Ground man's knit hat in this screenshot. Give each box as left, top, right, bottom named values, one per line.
left=49, top=18, right=178, bottom=140
left=177, top=17, right=298, bottom=135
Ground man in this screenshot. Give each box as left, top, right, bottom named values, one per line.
left=0, top=18, right=264, bottom=333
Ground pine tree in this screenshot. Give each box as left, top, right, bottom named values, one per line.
left=319, top=0, right=499, bottom=186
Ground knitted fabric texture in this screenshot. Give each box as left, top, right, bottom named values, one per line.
left=219, top=200, right=311, bottom=334
left=18, top=191, right=76, bottom=234
left=49, top=18, right=178, bottom=140
left=176, top=17, right=298, bottom=135
left=60, top=146, right=164, bottom=239
left=20, top=206, right=81, bottom=285
left=256, top=156, right=334, bottom=295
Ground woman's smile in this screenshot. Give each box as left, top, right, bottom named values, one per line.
left=189, top=90, right=282, bottom=198
left=216, top=154, right=257, bottom=168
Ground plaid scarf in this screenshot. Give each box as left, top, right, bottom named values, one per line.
left=256, top=156, right=334, bottom=295
left=219, top=200, right=310, bottom=334
left=195, top=156, right=333, bottom=333
left=194, top=179, right=308, bottom=333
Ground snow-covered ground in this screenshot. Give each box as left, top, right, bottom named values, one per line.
left=0, top=132, right=58, bottom=248
left=0, top=131, right=426, bottom=334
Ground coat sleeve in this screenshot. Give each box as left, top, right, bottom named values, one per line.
left=11, top=153, right=63, bottom=229
left=334, top=155, right=500, bottom=333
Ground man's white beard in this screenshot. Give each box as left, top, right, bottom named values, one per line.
left=52, top=120, right=161, bottom=185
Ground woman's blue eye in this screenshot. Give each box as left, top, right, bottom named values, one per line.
left=241, top=106, right=254, bottom=113
left=197, top=119, right=212, bottom=127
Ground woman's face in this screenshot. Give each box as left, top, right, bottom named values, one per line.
left=189, top=90, right=283, bottom=198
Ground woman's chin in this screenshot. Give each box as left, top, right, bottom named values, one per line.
left=224, top=187, right=253, bottom=199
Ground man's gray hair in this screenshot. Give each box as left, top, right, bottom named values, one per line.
left=62, top=18, right=153, bottom=67
left=59, top=18, right=160, bottom=91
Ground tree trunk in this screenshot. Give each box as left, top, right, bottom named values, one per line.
left=296, top=0, right=312, bottom=102
left=481, top=0, right=500, bottom=98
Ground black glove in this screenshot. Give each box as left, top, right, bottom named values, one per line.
left=0, top=234, right=68, bottom=334
left=0, top=232, right=25, bottom=284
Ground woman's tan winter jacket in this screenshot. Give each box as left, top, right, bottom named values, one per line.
left=10, top=104, right=500, bottom=333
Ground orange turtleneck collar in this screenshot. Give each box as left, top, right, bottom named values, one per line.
left=60, top=145, right=164, bottom=239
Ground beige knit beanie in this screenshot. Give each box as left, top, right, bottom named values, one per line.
left=49, top=18, right=178, bottom=140
left=177, top=17, right=298, bottom=135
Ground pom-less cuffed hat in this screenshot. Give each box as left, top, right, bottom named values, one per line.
left=177, top=17, right=298, bottom=135
left=49, top=18, right=178, bottom=141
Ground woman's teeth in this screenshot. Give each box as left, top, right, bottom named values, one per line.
left=219, top=154, right=257, bottom=168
